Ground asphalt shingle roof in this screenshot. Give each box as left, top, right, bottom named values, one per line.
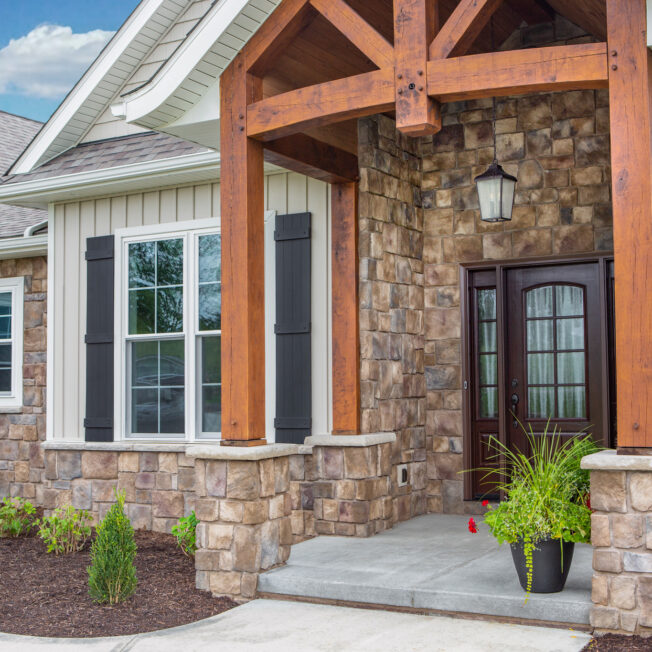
left=1, top=131, right=210, bottom=186
left=0, top=110, right=47, bottom=239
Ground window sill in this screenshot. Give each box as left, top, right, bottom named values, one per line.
left=0, top=406, right=25, bottom=414
left=42, top=441, right=193, bottom=453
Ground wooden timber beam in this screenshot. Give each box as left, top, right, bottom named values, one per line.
left=429, top=0, right=504, bottom=60
left=247, top=68, right=395, bottom=142
left=393, top=0, right=441, bottom=136
left=264, top=134, right=359, bottom=184
left=427, top=43, right=608, bottom=102
left=220, top=53, right=266, bottom=445
left=331, top=182, right=360, bottom=435
left=309, top=0, right=394, bottom=70
left=244, top=0, right=313, bottom=76
left=606, top=0, right=652, bottom=450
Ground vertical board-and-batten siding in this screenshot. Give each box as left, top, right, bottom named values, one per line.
left=49, top=172, right=332, bottom=441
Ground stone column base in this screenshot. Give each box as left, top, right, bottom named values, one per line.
left=189, top=444, right=296, bottom=601
left=306, top=434, right=395, bottom=537
left=582, top=450, right=652, bottom=636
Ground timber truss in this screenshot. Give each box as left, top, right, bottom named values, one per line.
left=220, top=0, right=652, bottom=451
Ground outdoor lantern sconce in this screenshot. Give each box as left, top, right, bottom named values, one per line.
left=474, top=160, right=517, bottom=223
left=474, top=17, right=517, bottom=224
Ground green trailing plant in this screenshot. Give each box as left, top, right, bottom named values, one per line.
left=87, top=490, right=137, bottom=604
left=0, top=497, right=36, bottom=537
left=171, top=511, right=198, bottom=557
left=37, top=505, right=92, bottom=554
left=468, top=419, right=599, bottom=602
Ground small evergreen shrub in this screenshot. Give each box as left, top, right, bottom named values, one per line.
left=172, top=511, right=198, bottom=557
left=0, top=497, right=36, bottom=537
left=87, top=490, right=137, bottom=604
left=38, top=505, right=92, bottom=554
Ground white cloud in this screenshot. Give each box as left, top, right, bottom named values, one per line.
left=0, top=24, right=114, bottom=99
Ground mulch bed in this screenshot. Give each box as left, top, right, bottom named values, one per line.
left=0, top=530, right=236, bottom=638
left=582, top=634, right=652, bottom=651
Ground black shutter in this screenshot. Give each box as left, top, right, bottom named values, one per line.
left=275, top=212, right=311, bottom=444
left=84, top=235, right=115, bottom=442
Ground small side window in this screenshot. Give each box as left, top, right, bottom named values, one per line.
left=0, top=277, right=24, bottom=409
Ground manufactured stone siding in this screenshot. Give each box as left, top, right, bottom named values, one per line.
left=357, top=88, right=612, bottom=515
left=358, top=115, right=428, bottom=523
left=0, top=256, right=47, bottom=500
left=422, top=89, right=612, bottom=513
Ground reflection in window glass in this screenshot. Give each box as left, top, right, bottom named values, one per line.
left=131, top=339, right=185, bottom=435
left=128, top=239, right=183, bottom=335
left=525, top=284, right=587, bottom=420
left=0, top=292, right=12, bottom=394
left=477, top=288, right=498, bottom=419
left=197, top=234, right=222, bottom=437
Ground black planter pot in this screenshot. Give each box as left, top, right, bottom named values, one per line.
left=510, top=538, right=575, bottom=594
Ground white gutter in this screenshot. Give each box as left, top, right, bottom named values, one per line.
left=0, top=150, right=222, bottom=207
left=112, top=0, right=252, bottom=127
left=24, top=219, right=48, bottom=237
left=0, top=234, right=48, bottom=259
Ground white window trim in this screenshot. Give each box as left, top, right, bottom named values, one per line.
left=0, top=277, right=24, bottom=411
left=114, top=217, right=220, bottom=442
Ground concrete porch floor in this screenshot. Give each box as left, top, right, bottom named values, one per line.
left=258, top=514, right=593, bottom=627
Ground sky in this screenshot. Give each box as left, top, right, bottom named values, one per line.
left=0, top=0, right=140, bottom=123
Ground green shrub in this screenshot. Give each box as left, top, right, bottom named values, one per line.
left=87, top=490, right=137, bottom=604
left=38, top=505, right=92, bottom=554
left=0, top=497, right=36, bottom=537
left=172, top=511, right=198, bottom=557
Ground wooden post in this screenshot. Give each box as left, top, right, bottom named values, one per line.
left=393, top=0, right=441, bottom=136
left=606, top=0, right=652, bottom=450
left=220, top=53, right=266, bottom=445
left=331, top=183, right=360, bottom=434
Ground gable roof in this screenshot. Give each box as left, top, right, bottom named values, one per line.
left=0, top=111, right=47, bottom=238
left=112, top=0, right=280, bottom=135
left=10, top=0, right=281, bottom=176
left=9, top=0, right=195, bottom=175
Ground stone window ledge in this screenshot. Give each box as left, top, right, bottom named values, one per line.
left=42, top=441, right=190, bottom=453
left=0, top=406, right=25, bottom=414
left=581, top=449, right=652, bottom=472
left=305, top=433, right=396, bottom=447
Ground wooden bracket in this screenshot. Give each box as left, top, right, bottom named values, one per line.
left=394, top=0, right=441, bottom=136
left=309, top=0, right=394, bottom=70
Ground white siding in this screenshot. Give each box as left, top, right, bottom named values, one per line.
left=49, top=172, right=331, bottom=441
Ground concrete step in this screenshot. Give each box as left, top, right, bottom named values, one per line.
left=258, top=514, right=592, bottom=627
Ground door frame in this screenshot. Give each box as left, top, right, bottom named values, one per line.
left=460, top=252, right=614, bottom=501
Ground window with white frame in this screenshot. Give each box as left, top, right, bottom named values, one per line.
left=119, top=222, right=220, bottom=439
left=0, top=277, right=24, bottom=410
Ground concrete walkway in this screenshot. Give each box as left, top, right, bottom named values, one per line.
left=259, top=514, right=593, bottom=625
left=0, top=599, right=591, bottom=651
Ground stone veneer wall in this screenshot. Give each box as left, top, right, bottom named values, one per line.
left=358, top=115, right=428, bottom=524
left=421, top=88, right=612, bottom=513
left=194, top=453, right=292, bottom=600
left=585, top=452, right=652, bottom=636
left=41, top=448, right=197, bottom=530
left=0, top=256, right=47, bottom=500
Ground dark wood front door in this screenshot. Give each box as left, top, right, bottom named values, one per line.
left=466, top=258, right=612, bottom=500
left=505, top=263, right=606, bottom=454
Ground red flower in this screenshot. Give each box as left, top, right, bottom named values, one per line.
left=468, top=517, right=478, bottom=534
left=482, top=499, right=489, bottom=507
left=586, top=493, right=591, bottom=510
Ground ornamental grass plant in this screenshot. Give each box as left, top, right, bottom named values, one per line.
left=480, top=421, right=598, bottom=546
left=470, top=420, right=599, bottom=598
left=87, top=490, right=137, bottom=604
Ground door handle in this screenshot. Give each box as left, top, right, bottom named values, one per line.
left=511, top=393, right=519, bottom=428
